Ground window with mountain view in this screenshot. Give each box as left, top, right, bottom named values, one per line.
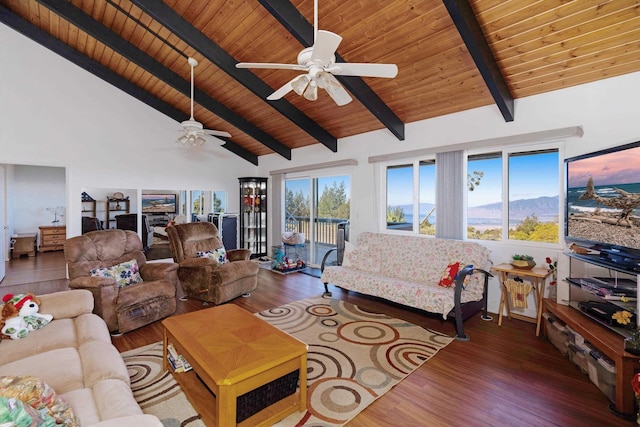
left=386, top=160, right=436, bottom=233
left=467, top=153, right=502, bottom=240
left=386, top=164, right=413, bottom=231
left=466, top=148, right=559, bottom=243
left=385, top=147, right=559, bottom=243
left=508, top=150, right=559, bottom=243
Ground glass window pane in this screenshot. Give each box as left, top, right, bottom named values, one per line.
left=213, top=191, right=227, bottom=213
left=508, top=150, right=559, bottom=243
left=419, top=160, right=436, bottom=236
left=467, top=153, right=502, bottom=240
left=191, top=190, right=204, bottom=215
left=285, top=179, right=310, bottom=233
left=386, top=165, right=413, bottom=231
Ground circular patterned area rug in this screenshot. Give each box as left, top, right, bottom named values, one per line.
left=122, top=343, right=204, bottom=427
left=259, top=296, right=454, bottom=426
left=121, top=297, right=453, bottom=427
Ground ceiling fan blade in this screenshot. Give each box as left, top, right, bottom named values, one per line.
left=236, top=62, right=306, bottom=71
left=329, top=63, right=398, bottom=78
left=310, top=30, right=342, bottom=65
left=203, top=129, right=231, bottom=138
left=267, top=76, right=303, bottom=100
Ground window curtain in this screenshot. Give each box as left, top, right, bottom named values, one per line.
left=435, top=150, right=464, bottom=239
left=271, top=173, right=283, bottom=249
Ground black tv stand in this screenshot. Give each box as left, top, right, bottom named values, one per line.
left=571, top=252, right=640, bottom=273
left=599, top=247, right=640, bottom=272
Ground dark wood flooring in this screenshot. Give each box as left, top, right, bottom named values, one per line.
left=2, top=252, right=634, bottom=426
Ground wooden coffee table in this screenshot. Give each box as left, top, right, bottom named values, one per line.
left=162, top=304, right=307, bottom=427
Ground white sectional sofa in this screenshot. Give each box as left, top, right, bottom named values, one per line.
left=320, top=232, right=493, bottom=340
left=0, top=289, right=161, bottom=426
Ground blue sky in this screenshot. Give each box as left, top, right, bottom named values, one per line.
left=284, top=153, right=560, bottom=209
left=286, top=175, right=351, bottom=200
left=387, top=152, right=559, bottom=207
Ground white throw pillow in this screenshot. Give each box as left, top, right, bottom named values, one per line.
left=342, top=241, right=354, bottom=267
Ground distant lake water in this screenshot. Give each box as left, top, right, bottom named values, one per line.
left=401, top=214, right=555, bottom=228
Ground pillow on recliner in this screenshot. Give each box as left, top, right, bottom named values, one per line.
left=90, top=259, right=143, bottom=288
left=196, top=247, right=229, bottom=264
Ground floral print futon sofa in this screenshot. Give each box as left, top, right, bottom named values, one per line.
left=321, top=232, right=493, bottom=341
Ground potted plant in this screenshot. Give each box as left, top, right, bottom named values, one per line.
left=511, top=254, right=535, bottom=269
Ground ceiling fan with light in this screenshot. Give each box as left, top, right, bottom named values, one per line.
left=236, top=0, right=397, bottom=106
left=177, top=57, right=231, bottom=146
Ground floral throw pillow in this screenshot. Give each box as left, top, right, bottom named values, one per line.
left=0, top=396, right=57, bottom=427
left=438, top=261, right=470, bottom=288
left=196, top=247, right=229, bottom=264
left=0, top=376, right=79, bottom=427
left=90, top=259, right=143, bottom=288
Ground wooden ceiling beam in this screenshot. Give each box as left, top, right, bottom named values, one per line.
left=0, top=6, right=258, bottom=165
left=131, top=0, right=338, bottom=153
left=259, top=0, right=405, bottom=141
left=443, top=0, right=514, bottom=122
left=33, top=0, right=289, bottom=160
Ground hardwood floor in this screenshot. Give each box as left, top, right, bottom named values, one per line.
left=3, top=253, right=633, bottom=426
left=1, top=250, right=68, bottom=295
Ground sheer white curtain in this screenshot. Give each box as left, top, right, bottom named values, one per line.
left=435, top=150, right=464, bottom=239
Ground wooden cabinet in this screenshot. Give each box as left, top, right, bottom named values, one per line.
left=542, top=252, right=640, bottom=416
left=39, top=225, right=66, bottom=252
left=239, top=177, right=267, bottom=258
left=106, top=197, right=130, bottom=229
left=544, top=299, right=640, bottom=417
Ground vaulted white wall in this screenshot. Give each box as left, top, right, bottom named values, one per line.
left=0, top=23, right=257, bottom=238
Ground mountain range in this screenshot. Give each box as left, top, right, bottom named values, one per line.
left=395, top=195, right=559, bottom=221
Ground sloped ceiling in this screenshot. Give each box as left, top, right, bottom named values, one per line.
left=2, top=0, right=639, bottom=165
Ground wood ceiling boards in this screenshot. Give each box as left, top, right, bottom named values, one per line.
left=2, top=0, right=639, bottom=164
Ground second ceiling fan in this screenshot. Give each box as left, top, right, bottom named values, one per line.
left=178, top=57, right=231, bottom=147
left=236, top=0, right=397, bottom=106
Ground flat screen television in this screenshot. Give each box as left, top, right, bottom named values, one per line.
left=142, top=193, right=177, bottom=214
left=565, top=141, right=640, bottom=268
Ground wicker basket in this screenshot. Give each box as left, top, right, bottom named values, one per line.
left=236, top=370, right=299, bottom=422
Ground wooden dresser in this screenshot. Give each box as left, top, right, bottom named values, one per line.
left=39, top=225, right=66, bottom=252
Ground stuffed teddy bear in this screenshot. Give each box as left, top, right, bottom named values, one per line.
left=0, top=293, right=53, bottom=340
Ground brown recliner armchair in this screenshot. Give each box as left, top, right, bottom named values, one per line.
left=166, top=222, right=259, bottom=305
left=64, top=229, right=179, bottom=334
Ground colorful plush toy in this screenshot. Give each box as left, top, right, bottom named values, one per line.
left=0, top=293, right=53, bottom=340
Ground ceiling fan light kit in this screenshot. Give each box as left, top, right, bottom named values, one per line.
left=291, top=75, right=310, bottom=96
left=236, top=0, right=397, bottom=106
left=178, top=134, right=206, bottom=147
left=303, top=81, right=318, bottom=101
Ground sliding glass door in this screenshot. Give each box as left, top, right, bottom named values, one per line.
left=285, top=174, right=350, bottom=267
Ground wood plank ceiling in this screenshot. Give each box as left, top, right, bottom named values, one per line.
left=2, top=0, right=639, bottom=164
